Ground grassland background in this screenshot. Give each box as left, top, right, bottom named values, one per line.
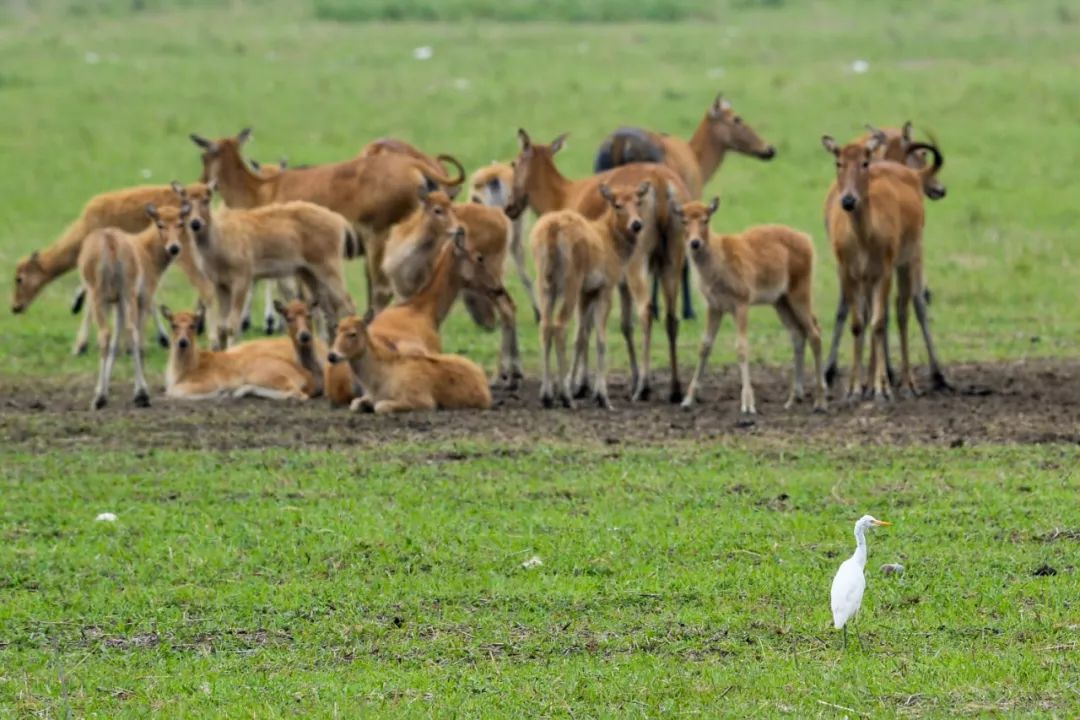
left=1, top=1, right=1079, bottom=717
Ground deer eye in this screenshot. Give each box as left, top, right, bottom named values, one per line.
left=614, top=203, right=623, bottom=210
left=433, top=208, right=443, bottom=215
left=733, top=116, right=742, bottom=125
left=835, top=162, right=841, bottom=169
left=862, top=161, right=870, bottom=169
left=15, top=276, right=22, bottom=284
left=476, top=254, right=484, bottom=264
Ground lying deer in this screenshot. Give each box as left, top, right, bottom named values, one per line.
left=190, top=127, right=464, bottom=313
left=506, top=129, right=691, bottom=402
left=12, top=181, right=215, bottom=354
left=530, top=182, right=645, bottom=409
left=177, top=183, right=356, bottom=350
left=77, top=202, right=188, bottom=409
left=470, top=161, right=539, bottom=321
left=162, top=305, right=312, bottom=400
left=675, top=196, right=826, bottom=414
left=822, top=133, right=949, bottom=399
left=327, top=315, right=491, bottom=414
left=823, top=122, right=947, bottom=387
left=225, top=298, right=330, bottom=397
left=593, top=92, right=777, bottom=319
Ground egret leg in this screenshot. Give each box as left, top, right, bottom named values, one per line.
left=842, top=625, right=848, bottom=648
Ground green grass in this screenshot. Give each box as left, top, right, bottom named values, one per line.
left=2, top=442, right=1078, bottom=716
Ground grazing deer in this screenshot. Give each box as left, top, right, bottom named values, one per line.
left=506, top=129, right=690, bottom=402
left=161, top=305, right=312, bottom=400
left=822, top=134, right=950, bottom=400
left=177, top=183, right=356, bottom=350
left=12, top=182, right=216, bottom=355
left=327, top=315, right=491, bottom=414
left=190, top=127, right=464, bottom=312
left=675, top=197, right=826, bottom=414
left=593, top=92, right=777, bottom=319
left=470, top=160, right=539, bottom=321
left=77, top=203, right=189, bottom=410
left=529, top=182, right=645, bottom=409
left=824, top=122, right=947, bottom=387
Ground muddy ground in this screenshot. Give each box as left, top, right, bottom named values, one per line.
left=2, top=359, right=1078, bottom=453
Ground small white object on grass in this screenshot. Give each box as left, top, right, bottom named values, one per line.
left=140, top=169, right=153, bottom=179
left=521, top=555, right=543, bottom=569
left=413, top=46, right=433, bottom=61
left=84, top=51, right=100, bottom=65
left=852, top=59, right=870, bottom=74
left=95, top=512, right=117, bottom=522
left=830, top=514, right=891, bottom=646
left=880, top=563, right=904, bottom=576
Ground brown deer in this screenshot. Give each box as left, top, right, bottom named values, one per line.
left=177, top=183, right=356, bottom=350
left=161, top=305, right=312, bottom=400
left=529, top=182, right=646, bottom=409
left=190, top=128, right=464, bottom=312
left=227, top=298, right=330, bottom=398
left=470, top=160, right=538, bottom=320
left=382, top=188, right=462, bottom=300
left=506, top=129, right=690, bottom=403
left=675, top=197, right=826, bottom=414
left=824, top=122, right=947, bottom=387
left=77, top=203, right=189, bottom=410
left=327, top=315, right=491, bottom=414
left=822, top=134, right=950, bottom=400
left=12, top=182, right=216, bottom=355
left=593, top=92, right=777, bottom=320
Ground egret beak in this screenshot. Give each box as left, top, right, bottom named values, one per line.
left=872, top=520, right=892, bottom=526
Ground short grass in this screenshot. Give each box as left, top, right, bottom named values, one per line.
left=2, top=0, right=1079, bottom=380
left=2, top=442, right=1078, bottom=717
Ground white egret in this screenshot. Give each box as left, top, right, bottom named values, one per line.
left=830, top=514, right=891, bottom=646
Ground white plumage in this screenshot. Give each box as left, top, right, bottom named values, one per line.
left=830, top=514, right=891, bottom=643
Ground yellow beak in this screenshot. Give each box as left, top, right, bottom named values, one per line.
left=872, top=519, right=892, bottom=526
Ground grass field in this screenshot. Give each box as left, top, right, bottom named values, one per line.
left=2, top=1, right=1079, bottom=717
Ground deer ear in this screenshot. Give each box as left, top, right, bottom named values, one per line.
left=665, top=186, right=682, bottom=216
left=865, top=133, right=883, bottom=154
left=709, top=93, right=731, bottom=119
left=159, top=305, right=173, bottom=323
left=453, top=227, right=467, bottom=253
left=180, top=202, right=192, bottom=216
left=707, top=196, right=720, bottom=215
left=146, top=203, right=159, bottom=220
left=517, top=128, right=531, bottom=151
left=237, top=127, right=253, bottom=144
left=637, top=180, right=652, bottom=198
left=550, top=133, right=569, bottom=154
left=190, top=133, right=216, bottom=152
left=273, top=299, right=287, bottom=316
left=206, top=179, right=218, bottom=195
left=278, top=156, right=288, bottom=169
left=417, top=184, right=430, bottom=202
left=28, top=250, right=41, bottom=268
left=170, top=180, right=186, bottom=198
left=902, top=121, right=914, bottom=143
left=599, top=183, right=614, bottom=203
left=821, top=135, right=840, bottom=155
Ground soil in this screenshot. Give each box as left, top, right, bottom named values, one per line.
left=2, top=359, right=1078, bottom=453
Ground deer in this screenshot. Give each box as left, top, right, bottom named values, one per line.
left=176, top=183, right=356, bottom=351
left=674, top=196, right=826, bottom=414
left=327, top=315, right=491, bottom=414
left=505, top=128, right=691, bottom=403
left=12, top=181, right=216, bottom=355
left=593, top=92, right=777, bottom=320
left=821, top=133, right=950, bottom=401
left=381, top=192, right=523, bottom=388
left=529, top=182, right=646, bottom=409
left=190, top=127, right=465, bottom=313
left=225, top=298, right=330, bottom=398
left=470, top=160, right=539, bottom=321
left=823, top=122, right=947, bottom=388
left=161, top=305, right=313, bottom=400
left=77, top=202, right=189, bottom=410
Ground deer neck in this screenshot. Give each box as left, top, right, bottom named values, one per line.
left=595, top=213, right=635, bottom=262
left=217, top=147, right=274, bottom=207
left=407, top=244, right=462, bottom=325
left=528, top=157, right=573, bottom=214
left=688, top=115, right=727, bottom=185
left=294, top=341, right=324, bottom=394
left=347, top=340, right=391, bottom=395
left=166, top=343, right=202, bottom=387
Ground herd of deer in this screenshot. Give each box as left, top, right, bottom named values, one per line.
left=10, top=91, right=950, bottom=415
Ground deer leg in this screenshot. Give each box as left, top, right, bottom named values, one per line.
left=239, top=282, right=254, bottom=333
left=775, top=300, right=806, bottom=409
left=89, top=293, right=115, bottom=410
left=618, top=281, right=639, bottom=396
left=681, top=305, right=722, bottom=409
left=624, top=266, right=652, bottom=401
left=72, top=300, right=92, bottom=356
left=734, top=303, right=755, bottom=415
left=895, top=264, right=917, bottom=397
left=680, top=260, right=695, bottom=320
left=593, top=290, right=614, bottom=410
left=493, top=290, right=522, bottom=390
left=570, top=294, right=595, bottom=399
left=825, top=287, right=848, bottom=388
left=511, top=217, right=540, bottom=322
left=911, top=256, right=951, bottom=391
left=847, top=278, right=866, bottom=401
left=869, top=273, right=893, bottom=401
left=225, top=281, right=250, bottom=350
left=660, top=263, right=682, bottom=403
left=127, top=298, right=151, bottom=407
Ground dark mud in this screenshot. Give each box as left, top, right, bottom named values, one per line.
left=2, top=359, right=1078, bottom=452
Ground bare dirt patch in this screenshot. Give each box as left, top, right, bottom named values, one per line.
left=2, top=359, right=1078, bottom=452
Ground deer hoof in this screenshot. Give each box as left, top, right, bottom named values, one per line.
left=133, top=389, right=150, bottom=407
left=91, top=395, right=107, bottom=410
